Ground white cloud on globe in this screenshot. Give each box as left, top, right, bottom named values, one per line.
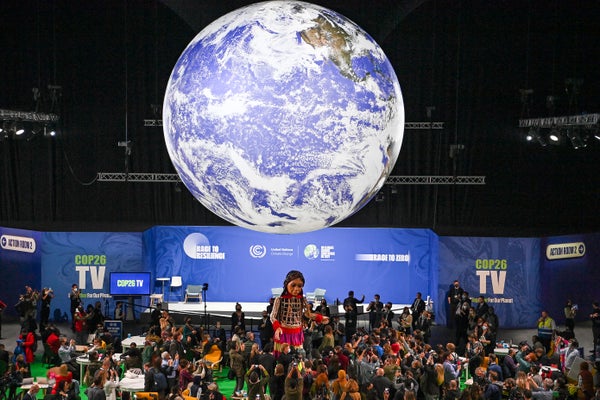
left=163, top=1, right=404, bottom=234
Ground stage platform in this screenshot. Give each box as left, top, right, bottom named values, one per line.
left=136, top=300, right=416, bottom=332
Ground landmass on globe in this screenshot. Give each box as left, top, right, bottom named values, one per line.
left=163, top=1, right=405, bottom=234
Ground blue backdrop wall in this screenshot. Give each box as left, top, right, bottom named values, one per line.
left=539, top=232, right=600, bottom=323
left=438, top=237, right=542, bottom=328
left=2, top=225, right=598, bottom=329
left=41, top=232, right=143, bottom=320
left=0, top=227, right=42, bottom=318
left=145, top=226, right=438, bottom=304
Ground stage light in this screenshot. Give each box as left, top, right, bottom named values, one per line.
left=44, top=125, right=57, bottom=137
left=548, top=127, right=564, bottom=145
left=526, top=127, right=546, bottom=147
left=566, top=128, right=586, bottom=149
left=15, top=124, right=25, bottom=136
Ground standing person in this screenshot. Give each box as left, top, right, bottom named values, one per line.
left=231, top=303, right=246, bottom=336
left=114, top=301, right=125, bottom=321
left=564, top=299, right=576, bottom=335
left=270, top=270, right=329, bottom=357
left=68, top=284, right=81, bottom=331
left=398, top=307, right=413, bottom=334
left=536, top=311, right=556, bottom=352
left=410, top=292, right=426, bottom=331
left=19, top=327, right=37, bottom=364
left=259, top=310, right=274, bottom=350
left=366, top=294, right=383, bottom=331
left=229, top=339, right=246, bottom=396
left=343, top=291, right=365, bottom=320
left=415, top=310, right=433, bottom=344
left=590, top=302, right=600, bottom=346
left=381, top=302, right=395, bottom=327
left=446, top=280, right=464, bottom=329
left=475, top=296, right=489, bottom=320
left=331, top=315, right=345, bottom=346
left=74, top=305, right=88, bottom=344
left=315, top=299, right=331, bottom=318
left=40, top=288, right=54, bottom=332
left=245, top=364, right=270, bottom=400
left=343, top=290, right=363, bottom=340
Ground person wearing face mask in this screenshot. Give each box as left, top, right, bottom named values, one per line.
left=446, top=280, right=464, bottom=329
left=475, top=296, right=490, bottom=321
left=454, top=292, right=471, bottom=351
left=231, top=303, right=246, bottom=336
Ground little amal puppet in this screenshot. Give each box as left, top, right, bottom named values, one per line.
left=270, top=270, right=329, bottom=357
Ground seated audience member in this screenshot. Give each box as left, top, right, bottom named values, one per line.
left=120, top=341, right=143, bottom=370
left=49, top=364, right=74, bottom=395
left=58, top=337, right=78, bottom=363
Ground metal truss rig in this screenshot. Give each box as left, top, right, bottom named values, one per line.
left=97, top=172, right=485, bottom=185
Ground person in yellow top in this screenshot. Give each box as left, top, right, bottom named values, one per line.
left=536, top=310, right=556, bottom=351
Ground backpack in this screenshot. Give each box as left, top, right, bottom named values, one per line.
left=152, top=368, right=168, bottom=391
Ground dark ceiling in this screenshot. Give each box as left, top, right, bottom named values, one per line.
left=1, top=0, right=599, bottom=237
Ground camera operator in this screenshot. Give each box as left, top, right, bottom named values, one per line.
left=246, top=364, right=269, bottom=400
left=68, top=284, right=82, bottom=331
left=40, top=288, right=55, bottom=331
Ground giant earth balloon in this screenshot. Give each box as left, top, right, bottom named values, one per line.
left=163, top=1, right=404, bottom=234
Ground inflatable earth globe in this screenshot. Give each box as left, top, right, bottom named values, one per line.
left=163, top=1, right=404, bottom=234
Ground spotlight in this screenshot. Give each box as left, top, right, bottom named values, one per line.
left=43, top=125, right=57, bottom=137
left=526, top=127, right=546, bottom=147
left=566, top=128, right=586, bottom=149
left=525, top=128, right=535, bottom=142
left=15, top=124, right=25, bottom=136
left=548, top=127, right=563, bottom=145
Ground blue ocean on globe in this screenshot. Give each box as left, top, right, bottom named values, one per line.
left=163, top=1, right=404, bottom=234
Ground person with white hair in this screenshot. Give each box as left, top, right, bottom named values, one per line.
left=161, top=351, right=179, bottom=392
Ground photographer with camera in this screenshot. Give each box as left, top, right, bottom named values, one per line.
left=68, top=284, right=82, bottom=331
left=40, top=287, right=55, bottom=331
left=246, top=364, right=270, bottom=400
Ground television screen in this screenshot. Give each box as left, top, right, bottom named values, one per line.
left=109, top=272, right=152, bottom=296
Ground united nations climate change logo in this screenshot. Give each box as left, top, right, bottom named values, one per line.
left=304, top=244, right=320, bottom=260
left=249, top=244, right=267, bottom=258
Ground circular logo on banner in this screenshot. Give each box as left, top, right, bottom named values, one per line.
left=249, top=244, right=267, bottom=259
left=304, top=244, right=320, bottom=260
left=183, top=233, right=210, bottom=259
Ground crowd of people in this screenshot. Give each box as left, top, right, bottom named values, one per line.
left=0, top=278, right=599, bottom=400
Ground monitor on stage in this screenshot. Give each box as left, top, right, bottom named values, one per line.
left=109, top=272, right=152, bottom=296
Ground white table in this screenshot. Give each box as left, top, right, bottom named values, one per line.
left=121, top=335, right=146, bottom=350
left=156, top=277, right=170, bottom=296
left=119, top=376, right=145, bottom=394
left=75, top=355, right=103, bottom=384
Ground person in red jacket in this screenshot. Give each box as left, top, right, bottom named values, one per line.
left=19, top=328, right=36, bottom=364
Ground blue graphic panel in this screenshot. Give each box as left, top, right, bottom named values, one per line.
left=0, top=227, right=42, bottom=318
left=146, top=226, right=437, bottom=304
left=41, top=232, right=143, bottom=319
left=540, top=232, right=600, bottom=323
left=438, top=237, right=541, bottom=328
